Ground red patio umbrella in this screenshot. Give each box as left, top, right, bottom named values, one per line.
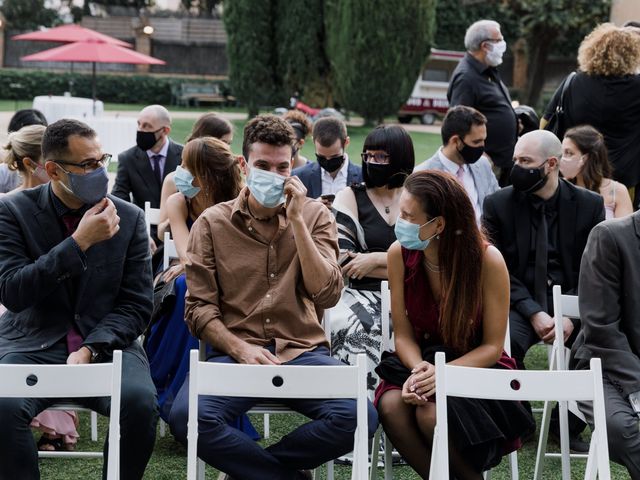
left=12, top=24, right=133, bottom=48
left=21, top=39, right=166, bottom=111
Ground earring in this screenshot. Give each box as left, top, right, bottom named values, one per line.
left=436, top=234, right=441, bottom=240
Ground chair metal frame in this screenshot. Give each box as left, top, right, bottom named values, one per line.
left=1, top=351, right=123, bottom=478
left=144, top=201, right=161, bottom=236
left=187, top=350, right=369, bottom=480
left=430, top=352, right=610, bottom=480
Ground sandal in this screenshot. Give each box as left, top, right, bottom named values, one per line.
left=37, top=435, right=63, bottom=451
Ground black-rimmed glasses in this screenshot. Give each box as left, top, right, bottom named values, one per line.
left=52, top=154, right=112, bottom=174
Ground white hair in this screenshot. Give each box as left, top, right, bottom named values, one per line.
left=140, top=104, right=172, bottom=127
left=464, top=20, right=501, bottom=52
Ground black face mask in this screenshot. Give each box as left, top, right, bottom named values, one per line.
left=136, top=128, right=162, bottom=151
left=316, top=153, right=344, bottom=173
left=457, top=139, right=484, bottom=164
left=365, top=162, right=393, bottom=188
left=510, top=160, right=549, bottom=193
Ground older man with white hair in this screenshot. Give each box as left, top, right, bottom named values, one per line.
left=448, top=19, right=518, bottom=186
left=112, top=104, right=183, bottom=211
left=482, top=129, right=604, bottom=450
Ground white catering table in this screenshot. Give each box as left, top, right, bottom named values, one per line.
left=68, top=115, right=137, bottom=160
left=33, top=95, right=104, bottom=124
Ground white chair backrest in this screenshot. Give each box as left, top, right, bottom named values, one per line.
left=144, top=201, right=161, bottom=235
left=430, top=352, right=610, bottom=480
left=551, top=285, right=580, bottom=370
left=0, top=351, right=123, bottom=479
left=380, top=280, right=391, bottom=353
left=187, top=350, right=369, bottom=479
left=163, top=231, right=178, bottom=271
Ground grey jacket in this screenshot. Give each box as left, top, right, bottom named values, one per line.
left=570, top=211, right=640, bottom=397
left=414, top=150, right=499, bottom=210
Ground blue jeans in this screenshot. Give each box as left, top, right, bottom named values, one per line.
left=169, top=346, right=378, bottom=480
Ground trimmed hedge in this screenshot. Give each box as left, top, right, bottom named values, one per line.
left=0, top=69, right=230, bottom=105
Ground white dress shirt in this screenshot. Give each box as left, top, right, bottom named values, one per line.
left=321, top=153, right=350, bottom=196
left=438, top=148, right=481, bottom=224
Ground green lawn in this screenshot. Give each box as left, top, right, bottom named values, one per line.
left=36, top=344, right=632, bottom=479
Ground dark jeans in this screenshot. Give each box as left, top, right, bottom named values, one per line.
left=0, top=340, right=159, bottom=480
left=169, top=346, right=379, bottom=480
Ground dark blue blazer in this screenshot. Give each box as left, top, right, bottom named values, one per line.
left=0, top=184, right=153, bottom=358
left=293, top=160, right=363, bottom=198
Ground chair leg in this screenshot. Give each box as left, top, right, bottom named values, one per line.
left=264, top=413, right=270, bottom=439
left=483, top=469, right=491, bottom=479
left=383, top=434, right=393, bottom=480
left=533, top=400, right=553, bottom=480
left=369, top=427, right=381, bottom=480
left=509, top=450, right=519, bottom=480
left=584, top=437, right=597, bottom=480
left=558, top=400, right=571, bottom=480
left=91, top=410, right=98, bottom=442
left=159, top=419, right=166, bottom=437
left=196, top=458, right=205, bottom=480
left=326, top=459, right=334, bottom=480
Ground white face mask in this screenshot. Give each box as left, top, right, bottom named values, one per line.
left=486, top=40, right=507, bottom=66
left=559, top=154, right=586, bottom=180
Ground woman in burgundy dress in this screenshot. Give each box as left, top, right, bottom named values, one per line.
left=375, top=170, right=533, bottom=479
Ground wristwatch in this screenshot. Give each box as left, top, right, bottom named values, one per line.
left=84, top=344, right=101, bottom=363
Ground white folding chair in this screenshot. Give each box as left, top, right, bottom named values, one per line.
left=533, top=285, right=588, bottom=480
left=163, top=231, right=178, bottom=271
left=430, top=352, right=610, bottom=480
left=187, top=350, right=369, bottom=480
left=144, top=201, right=161, bottom=236
left=0, top=351, right=123, bottom=478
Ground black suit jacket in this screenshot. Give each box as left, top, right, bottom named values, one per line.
left=292, top=160, right=363, bottom=199
left=111, top=140, right=183, bottom=209
left=482, top=179, right=604, bottom=320
left=0, top=185, right=153, bottom=358
left=570, top=212, right=640, bottom=396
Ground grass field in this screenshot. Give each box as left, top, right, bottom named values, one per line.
left=35, top=344, right=632, bottom=480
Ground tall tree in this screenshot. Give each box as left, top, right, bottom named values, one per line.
left=274, top=0, right=332, bottom=106
left=223, top=0, right=278, bottom=117
left=1, top=0, right=59, bottom=30
left=325, top=0, right=437, bottom=125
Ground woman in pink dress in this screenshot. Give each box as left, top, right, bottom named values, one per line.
left=375, top=170, right=533, bottom=479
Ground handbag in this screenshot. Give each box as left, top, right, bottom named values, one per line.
left=544, top=71, right=576, bottom=139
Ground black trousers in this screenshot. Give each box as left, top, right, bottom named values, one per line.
left=0, top=340, right=159, bottom=480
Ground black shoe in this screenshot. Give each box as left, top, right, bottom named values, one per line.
left=548, top=429, right=590, bottom=453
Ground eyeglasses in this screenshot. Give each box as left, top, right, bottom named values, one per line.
left=52, top=154, right=112, bottom=174
left=361, top=152, right=391, bottom=164
left=481, top=38, right=503, bottom=44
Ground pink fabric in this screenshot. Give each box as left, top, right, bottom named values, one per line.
left=456, top=165, right=464, bottom=180
left=31, top=410, right=79, bottom=446
left=66, top=326, right=84, bottom=354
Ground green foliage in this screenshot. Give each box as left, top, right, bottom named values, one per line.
left=0, top=69, right=229, bottom=105
left=1, top=0, right=59, bottom=30
left=325, top=0, right=437, bottom=124
left=274, top=0, right=331, bottom=104
left=223, top=0, right=281, bottom=117
left=87, top=0, right=153, bottom=7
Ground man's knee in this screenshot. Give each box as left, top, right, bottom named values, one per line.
left=169, top=397, right=188, bottom=445
left=606, top=408, right=640, bottom=459
left=324, top=399, right=378, bottom=439
left=0, top=397, right=31, bottom=428
left=120, top=379, right=158, bottom=426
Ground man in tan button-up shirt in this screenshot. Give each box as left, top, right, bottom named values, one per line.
left=169, top=115, right=378, bottom=480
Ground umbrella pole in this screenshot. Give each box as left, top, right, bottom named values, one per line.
left=92, top=62, right=96, bottom=115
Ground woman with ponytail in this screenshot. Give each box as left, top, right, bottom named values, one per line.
left=2, top=124, right=48, bottom=194
left=375, top=170, right=534, bottom=479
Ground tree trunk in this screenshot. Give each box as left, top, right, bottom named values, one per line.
left=524, top=32, right=553, bottom=109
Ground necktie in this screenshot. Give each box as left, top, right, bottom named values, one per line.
left=456, top=166, right=464, bottom=182
left=534, top=204, right=548, bottom=312
left=61, top=213, right=84, bottom=353
left=151, top=154, right=162, bottom=185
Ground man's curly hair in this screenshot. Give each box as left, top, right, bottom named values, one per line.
left=578, top=23, right=640, bottom=77
left=242, top=114, right=295, bottom=161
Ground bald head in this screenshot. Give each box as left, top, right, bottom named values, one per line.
left=139, top=105, right=171, bottom=128
left=137, top=104, right=172, bottom=153
left=515, top=130, right=562, bottom=164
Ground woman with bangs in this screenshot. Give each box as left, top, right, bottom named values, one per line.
left=146, top=137, right=250, bottom=428
left=542, top=23, right=640, bottom=202
left=560, top=125, right=633, bottom=219
left=330, top=124, right=414, bottom=390
left=375, top=171, right=534, bottom=479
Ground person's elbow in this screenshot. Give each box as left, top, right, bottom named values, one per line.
left=311, top=269, right=344, bottom=309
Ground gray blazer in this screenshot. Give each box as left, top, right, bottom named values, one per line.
left=570, top=212, right=640, bottom=397
left=414, top=150, right=499, bottom=209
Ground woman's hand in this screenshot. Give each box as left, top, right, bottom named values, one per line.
left=409, top=362, right=436, bottom=398
left=342, top=252, right=377, bottom=279
left=402, top=374, right=430, bottom=405
left=162, top=263, right=184, bottom=283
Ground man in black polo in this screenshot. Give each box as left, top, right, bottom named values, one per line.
left=448, top=19, right=518, bottom=186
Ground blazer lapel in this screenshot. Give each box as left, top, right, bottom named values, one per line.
left=163, top=141, right=180, bottom=181
left=468, top=163, right=484, bottom=205
left=132, top=147, right=160, bottom=199
left=557, top=181, right=578, bottom=289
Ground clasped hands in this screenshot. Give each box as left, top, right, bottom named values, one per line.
left=402, top=360, right=436, bottom=406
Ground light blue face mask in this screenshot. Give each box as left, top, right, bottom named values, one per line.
left=394, top=216, right=438, bottom=250
left=174, top=166, right=201, bottom=199
left=247, top=167, right=287, bottom=208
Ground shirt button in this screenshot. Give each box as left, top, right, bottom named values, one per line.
left=266, top=294, right=271, bottom=298
left=248, top=227, right=253, bottom=232
left=266, top=318, right=271, bottom=323
left=270, top=273, right=275, bottom=278
left=40, top=343, right=47, bottom=349
left=270, top=245, right=274, bottom=249
left=74, top=314, right=80, bottom=320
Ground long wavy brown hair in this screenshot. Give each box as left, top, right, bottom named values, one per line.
left=404, top=170, right=486, bottom=353
left=564, top=125, right=611, bottom=192
left=182, top=136, right=243, bottom=208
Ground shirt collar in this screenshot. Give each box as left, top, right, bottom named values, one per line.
left=321, top=153, right=350, bottom=179
left=146, top=137, right=170, bottom=159
left=437, top=148, right=466, bottom=175
left=231, top=186, right=287, bottom=221
left=48, top=183, right=89, bottom=218
left=465, top=52, right=494, bottom=76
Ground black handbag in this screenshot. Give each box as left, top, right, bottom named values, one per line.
left=544, top=71, right=576, bottom=139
